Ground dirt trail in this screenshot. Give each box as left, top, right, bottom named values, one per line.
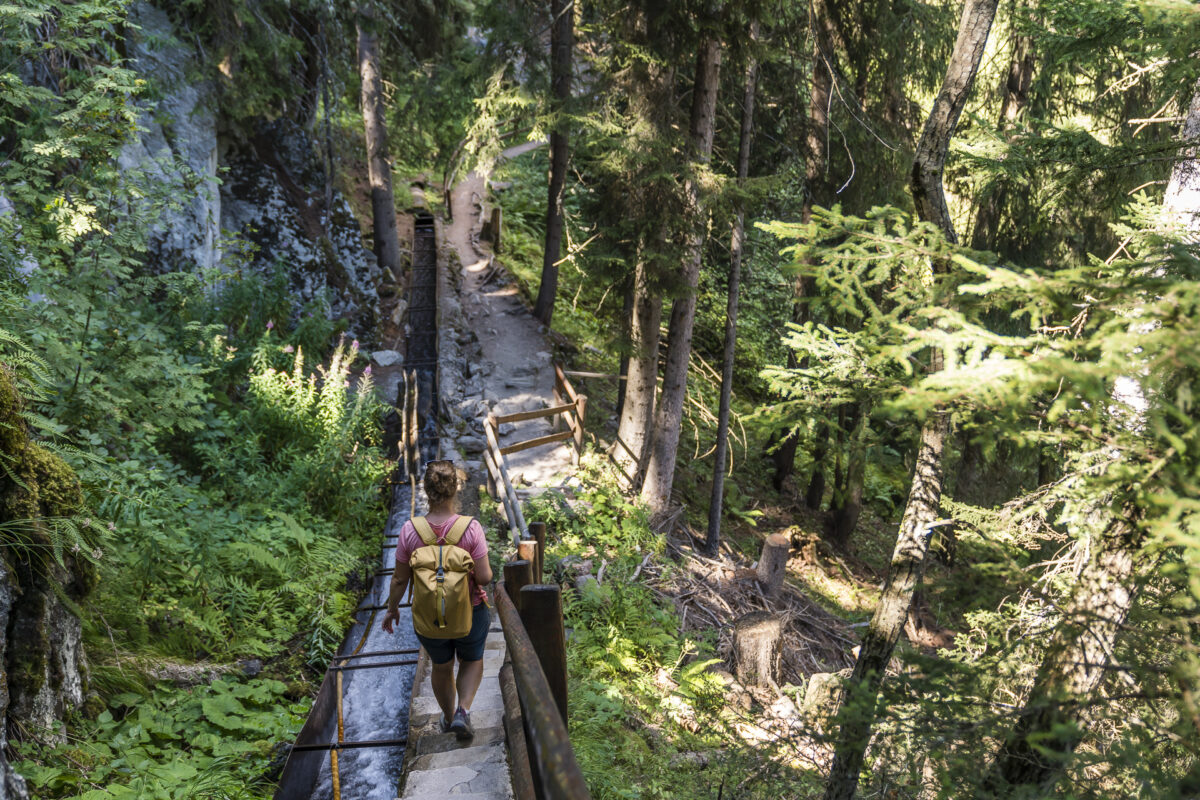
left=443, top=142, right=575, bottom=490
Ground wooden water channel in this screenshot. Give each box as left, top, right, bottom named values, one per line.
left=273, top=210, right=589, bottom=798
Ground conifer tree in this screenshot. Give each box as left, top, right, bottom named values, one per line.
left=707, top=21, right=758, bottom=555
left=357, top=6, right=403, bottom=280
left=984, top=74, right=1200, bottom=796
left=642, top=22, right=723, bottom=518
left=533, top=0, right=574, bottom=325
left=823, top=1, right=1000, bottom=797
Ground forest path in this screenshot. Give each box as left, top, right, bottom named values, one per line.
left=395, top=140, right=565, bottom=800
left=446, top=140, right=575, bottom=489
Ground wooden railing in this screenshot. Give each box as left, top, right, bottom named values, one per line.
left=484, top=364, right=587, bottom=546
left=496, top=523, right=591, bottom=800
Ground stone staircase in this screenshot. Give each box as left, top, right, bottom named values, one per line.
left=396, top=616, right=513, bottom=799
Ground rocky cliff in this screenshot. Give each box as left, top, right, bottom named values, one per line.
left=118, top=2, right=381, bottom=333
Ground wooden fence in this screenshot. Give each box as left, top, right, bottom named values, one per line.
left=484, top=364, right=587, bottom=546
left=496, top=522, right=591, bottom=800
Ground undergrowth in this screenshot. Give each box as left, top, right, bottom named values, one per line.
left=516, top=457, right=822, bottom=799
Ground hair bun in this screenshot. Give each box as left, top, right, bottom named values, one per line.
left=424, top=460, right=459, bottom=504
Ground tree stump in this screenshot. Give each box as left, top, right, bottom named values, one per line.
left=732, top=611, right=783, bottom=688
left=756, top=534, right=790, bottom=598
left=801, top=668, right=852, bottom=733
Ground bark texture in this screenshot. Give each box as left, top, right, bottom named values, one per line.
left=986, top=517, right=1140, bottom=793
left=829, top=402, right=868, bottom=548
left=641, top=34, right=722, bottom=518
left=613, top=257, right=661, bottom=484
left=612, top=12, right=671, bottom=483
left=732, top=611, right=783, bottom=687
left=756, top=533, right=790, bottom=599
left=910, top=0, right=1000, bottom=243
left=707, top=26, right=757, bottom=554
left=357, top=16, right=402, bottom=278
left=823, top=3, right=998, bottom=797
left=533, top=0, right=574, bottom=324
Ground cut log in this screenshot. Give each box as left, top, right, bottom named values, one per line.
left=756, top=534, right=790, bottom=598
left=801, top=668, right=852, bottom=733
left=731, top=611, right=782, bottom=688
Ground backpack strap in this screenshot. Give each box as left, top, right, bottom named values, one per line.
left=411, top=517, right=438, bottom=545
left=444, top=515, right=474, bottom=546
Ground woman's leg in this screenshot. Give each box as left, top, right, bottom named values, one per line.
left=453, top=604, right=491, bottom=711
left=430, top=660, right=457, bottom=722
left=455, top=657, right=483, bottom=710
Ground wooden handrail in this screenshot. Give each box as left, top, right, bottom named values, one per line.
left=484, top=364, right=588, bottom=546
left=500, top=430, right=574, bottom=456
left=494, top=402, right=578, bottom=426
left=495, top=581, right=591, bottom=800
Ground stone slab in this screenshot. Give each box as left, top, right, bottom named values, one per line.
left=410, top=723, right=505, bottom=758
left=401, top=760, right=512, bottom=799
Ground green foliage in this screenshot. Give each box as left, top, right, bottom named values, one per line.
left=522, top=460, right=817, bottom=798
left=15, top=677, right=307, bottom=799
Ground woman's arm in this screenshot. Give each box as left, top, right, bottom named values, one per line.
left=381, top=562, right=412, bottom=634
left=473, top=555, right=493, bottom=586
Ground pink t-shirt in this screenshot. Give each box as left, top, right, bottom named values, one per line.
left=396, top=515, right=489, bottom=606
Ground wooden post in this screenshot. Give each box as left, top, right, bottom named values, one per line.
left=519, top=584, right=569, bottom=723
left=498, top=661, right=537, bottom=800
left=756, top=534, right=790, bottom=598
left=491, top=206, right=502, bottom=253
left=573, top=395, right=587, bottom=463
left=732, top=611, right=783, bottom=688
left=503, top=560, right=533, bottom=614
left=529, top=521, right=547, bottom=581
left=518, top=541, right=539, bottom=582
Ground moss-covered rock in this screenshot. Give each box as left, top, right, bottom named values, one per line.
left=0, top=367, right=93, bottom=744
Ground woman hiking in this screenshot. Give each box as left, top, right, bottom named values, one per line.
left=381, top=460, right=493, bottom=740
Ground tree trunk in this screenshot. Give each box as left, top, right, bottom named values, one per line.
left=706, top=24, right=757, bottom=555
left=641, top=35, right=722, bottom=519
left=732, top=611, right=783, bottom=688
left=909, top=0, right=999, bottom=242
left=612, top=13, right=670, bottom=486
left=612, top=256, right=660, bottom=485
left=829, top=402, right=868, bottom=549
left=985, top=516, right=1140, bottom=793
left=615, top=273, right=635, bottom=421
left=756, top=533, right=790, bottom=599
left=823, top=2, right=998, bottom=798
left=775, top=0, right=836, bottom=492
left=357, top=14, right=402, bottom=279
left=533, top=0, right=574, bottom=325
left=805, top=422, right=830, bottom=508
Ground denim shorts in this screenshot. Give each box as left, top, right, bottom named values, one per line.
left=417, top=602, right=490, bottom=664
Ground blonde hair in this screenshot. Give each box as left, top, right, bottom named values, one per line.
left=424, top=460, right=458, bottom=505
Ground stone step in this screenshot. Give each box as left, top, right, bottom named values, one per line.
left=400, top=759, right=511, bottom=798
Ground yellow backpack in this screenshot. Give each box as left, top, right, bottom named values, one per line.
left=409, top=515, right=476, bottom=639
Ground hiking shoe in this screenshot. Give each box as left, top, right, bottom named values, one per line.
left=439, top=715, right=452, bottom=734
left=449, top=707, right=473, bottom=740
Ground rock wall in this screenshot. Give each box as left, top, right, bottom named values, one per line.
left=0, top=370, right=100, bottom=800
left=119, top=2, right=381, bottom=335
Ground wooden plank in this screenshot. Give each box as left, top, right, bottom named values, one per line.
left=499, top=430, right=573, bottom=456
left=486, top=416, right=529, bottom=545
left=554, top=363, right=578, bottom=405
left=562, top=370, right=627, bottom=381
left=494, top=402, right=577, bottom=425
